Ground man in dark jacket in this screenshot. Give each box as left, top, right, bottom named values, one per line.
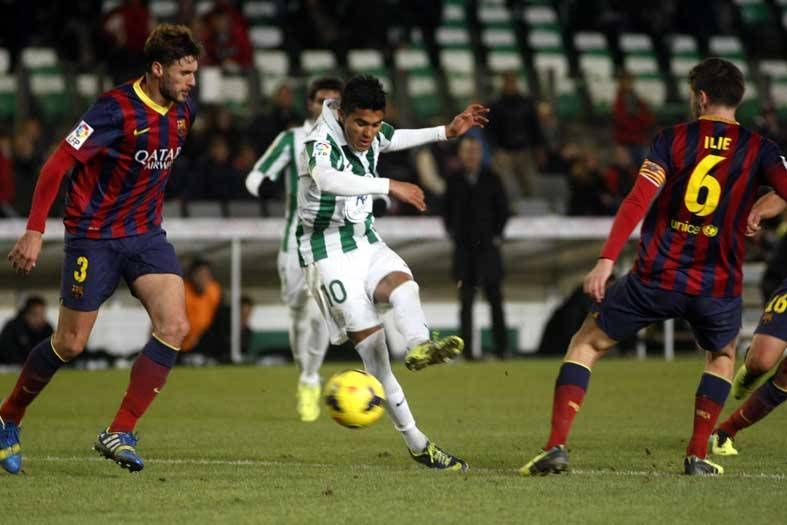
left=443, top=136, right=511, bottom=359
left=0, top=296, right=53, bottom=365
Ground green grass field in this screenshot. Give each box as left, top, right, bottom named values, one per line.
left=2, top=358, right=787, bottom=524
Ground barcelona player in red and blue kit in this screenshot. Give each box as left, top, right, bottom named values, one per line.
left=0, top=24, right=201, bottom=474
left=521, top=58, right=787, bottom=477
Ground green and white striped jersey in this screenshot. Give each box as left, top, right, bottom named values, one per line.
left=249, top=120, right=313, bottom=253
left=296, top=102, right=395, bottom=265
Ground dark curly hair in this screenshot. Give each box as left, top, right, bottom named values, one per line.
left=340, top=75, right=386, bottom=115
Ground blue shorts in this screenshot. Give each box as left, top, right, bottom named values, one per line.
left=61, top=229, right=182, bottom=311
left=590, top=274, right=741, bottom=352
left=754, top=279, right=787, bottom=342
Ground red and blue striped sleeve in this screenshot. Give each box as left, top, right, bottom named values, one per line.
left=759, top=138, right=787, bottom=200
left=63, top=96, right=124, bottom=164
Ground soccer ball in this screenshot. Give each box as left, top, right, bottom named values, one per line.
left=324, top=369, right=386, bottom=429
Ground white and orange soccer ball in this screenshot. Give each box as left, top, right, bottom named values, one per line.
left=324, top=369, right=385, bottom=428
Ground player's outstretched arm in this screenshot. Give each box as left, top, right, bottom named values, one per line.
left=9, top=144, right=76, bottom=274
left=746, top=191, right=786, bottom=236
left=445, top=103, right=490, bottom=138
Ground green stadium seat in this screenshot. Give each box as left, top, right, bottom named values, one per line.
left=243, top=1, right=277, bottom=25
left=671, top=55, right=701, bottom=78
left=481, top=26, right=518, bottom=50
left=668, top=34, right=699, bottom=57
left=633, top=77, right=667, bottom=109
left=440, top=49, right=476, bottom=110
left=20, top=47, right=57, bottom=70
left=574, top=32, right=608, bottom=54
left=300, top=50, right=336, bottom=76
left=254, top=50, right=289, bottom=97
left=624, top=55, right=659, bottom=78
left=528, top=30, right=563, bottom=52
left=709, top=35, right=745, bottom=60
left=30, top=71, right=70, bottom=120
left=442, top=2, right=467, bottom=25
left=522, top=5, right=559, bottom=30
left=533, top=52, right=569, bottom=79
left=0, top=75, right=17, bottom=120
left=150, top=0, right=178, bottom=21
left=734, top=0, right=770, bottom=26
left=579, top=53, right=614, bottom=81
left=76, top=73, right=101, bottom=109
left=479, top=3, right=513, bottom=28
left=395, top=47, right=442, bottom=121
left=620, top=33, right=653, bottom=56
left=249, top=26, right=283, bottom=49
left=586, top=77, right=617, bottom=113
left=348, top=49, right=390, bottom=92
left=436, top=25, right=471, bottom=49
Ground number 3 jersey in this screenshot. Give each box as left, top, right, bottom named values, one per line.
left=633, top=115, right=787, bottom=297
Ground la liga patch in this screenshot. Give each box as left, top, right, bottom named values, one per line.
left=66, top=120, right=95, bottom=150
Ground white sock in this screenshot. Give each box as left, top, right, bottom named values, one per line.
left=299, top=299, right=329, bottom=386
left=388, top=281, right=430, bottom=349
left=355, top=329, right=428, bottom=452
left=288, top=305, right=307, bottom=368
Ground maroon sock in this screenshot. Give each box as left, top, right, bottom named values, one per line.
left=686, top=373, right=730, bottom=458
left=0, top=338, right=64, bottom=424
left=108, top=337, right=177, bottom=433
left=544, top=362, right=590, bottom=450
left=718, top=380, right=787, bottom=439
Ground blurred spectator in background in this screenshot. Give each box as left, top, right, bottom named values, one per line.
left=187, top=136, right=244, bottom=212
left=201, top=3, right=253, bottom=70
left=101, top=0, right=153, bottom=84
left=487, top=72, right=545, bottom=199
left=182, top=259, right=223, bottom=354
left=613, top=72, right=654, bottom=167
left=249, top=83, right=302, bottom=155
left=0, top=296, right=53, bottom=365
left=536, top=100, right=569, bottom=175
left=566, top=146, right=609, bottom=216
left=11, top=125, right=44, bottom=217
left=755, top=102, right=787, bottom=148
left=601, top=145, right=637, bottom=212
left=443, top=136, right=510, bottom=360
left=240, top=295, right=253, bottom=357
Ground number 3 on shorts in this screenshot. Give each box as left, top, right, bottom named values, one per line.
left=321, top=279, right=347, bottom=306
left=74, top=256, right=89, bottom=283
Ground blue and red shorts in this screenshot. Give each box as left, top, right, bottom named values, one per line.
left=754, top=278, right=787, bottom=341
left=60, top=229, right=182, bottom=311
left=590, top=273, right=741, bottom=352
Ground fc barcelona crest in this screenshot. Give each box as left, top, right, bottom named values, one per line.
left=177, top=118, right=187, bottom=137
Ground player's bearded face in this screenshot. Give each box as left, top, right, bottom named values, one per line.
left=160, top=56, right=198, bottom=103
left=340, top=108, right=384, bottom=152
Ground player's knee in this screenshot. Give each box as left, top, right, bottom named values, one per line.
left=745, top=347, right=780, bottom=374
left=52, top=330, right=88, bottom=361
left=157, top=317, right=190, bottom=346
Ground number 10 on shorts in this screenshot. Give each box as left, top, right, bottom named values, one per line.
left=321, top=280, right=347, bottom=306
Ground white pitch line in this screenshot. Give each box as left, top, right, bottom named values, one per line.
left=22, top=456, right=787, bottom=480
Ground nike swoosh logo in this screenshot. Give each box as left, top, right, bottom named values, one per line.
left=133, top=127, right=150, bottom=136
left=153, top=387, right=161, bottom=394
left=22, top=386, right=39, bottom=394
left=395, top=398, right=405, bottom=407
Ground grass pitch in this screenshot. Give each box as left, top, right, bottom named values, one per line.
left=2, top=358, right=787, bottom=524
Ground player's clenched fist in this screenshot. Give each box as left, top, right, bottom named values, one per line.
left=389, top=180, right=426, bottom=212
left=8, top=230, right=43, bottom=274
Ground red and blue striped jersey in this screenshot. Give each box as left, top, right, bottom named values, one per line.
left=62, top=77, right=196, bottom=239
left=632, top=116, right=787, bottom=298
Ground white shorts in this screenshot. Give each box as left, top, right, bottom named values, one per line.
left=305, top=242, right=411, bottom=345
left=278, top=249, right=311, bottom=308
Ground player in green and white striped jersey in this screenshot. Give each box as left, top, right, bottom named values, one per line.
left=245, top=78, right=343, bottom=423
left=299, top=75, right=489, bottom=470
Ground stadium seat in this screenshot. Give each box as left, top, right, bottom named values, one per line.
left=522, top=5, right=559, bottom=30
left=0, top=75, right=17, bottom=119
left=249, top=26, right=283, bottom=49
left=195, top=0, right=214, bottom=16
left=300, top=50, right=336, bottom=75
left=619, top=33, right=653, bottom=55
left=254, top=50, right=289, bottom=97
left=479, top=3, right=511, bottom=26
left=487, top=50, right=522, bottom=72
left=574, top=32, right=608, bottom=54
left=709, top=35, right=745, bottom=59
left=407, top=73, right=442, bottom=122
left=150, top=0, right=178, bottom=21
left=481, top=27, right=518, bottom=49
left=533, top=52, right=569, bottom=79
left=436, top=25, right=471, bottom=49
left=20, top=47, right=57, bottom=70
left=528, top=30, right=564, bottom=52
left=624, top=55, right=659, bottom=77
left=76, top=73, right=101, bottom=108
left=586, top=76, right=617, bottom=112
left=668, top=34, right=699, bottom=57
left=579, top=54, right=614, bottom=80
left=221, top=74, right=250, bottom=113
left=101, top=0, right=121, bottom=13
left=0, top=48, right=9, bottom=75
left=734, top=0, right=770, bottom=26
left=347, top=49, right=390, bottom=91
left=440, top=49, right=476, bottom=110
left=30, top=71, right=69, bottom=120
left=243, top=1, right=277, bottom=24
left=442, top=2, right=467, bottom=25
left=633, top=78, right=666, bottom=107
